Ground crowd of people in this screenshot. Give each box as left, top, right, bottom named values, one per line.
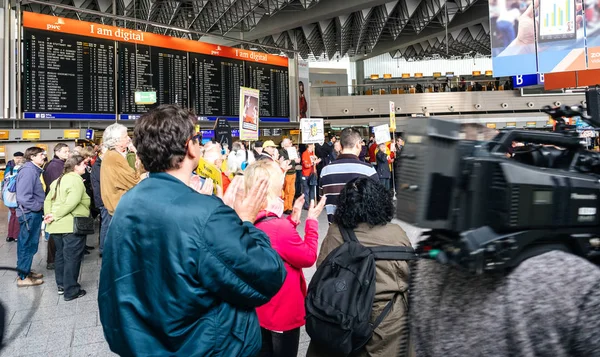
left=3, top=104, right=599, bottom=356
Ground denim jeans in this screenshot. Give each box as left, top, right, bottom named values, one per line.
left=380, top=178, right=391, bottom=191
left=53, top=233, right=86, bottom=298
left=99, top=208, right=112, bottom=254
left=17, top=211, right=43, bottom=279
left=301, top=175, right=316, bottom=209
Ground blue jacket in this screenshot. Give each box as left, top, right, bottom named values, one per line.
left=98, top=173, right=286, bottom=356
left=15, top=162, right=45, bottom=217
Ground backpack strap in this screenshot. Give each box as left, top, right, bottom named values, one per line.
left=371, top=293, right=398, bottom=331
left=370, top=246, right=419, bottom=261
left=339, top=226, right=360, bottom=243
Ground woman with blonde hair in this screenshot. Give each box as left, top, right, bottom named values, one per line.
left=245, top=159, right=326, bottom=357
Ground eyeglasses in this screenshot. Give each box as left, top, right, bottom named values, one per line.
left=185, top=134, right=202, bottom=148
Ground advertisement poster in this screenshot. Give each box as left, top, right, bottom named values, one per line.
left=585, top=0, right=600, bottom=68
left=239, top=87, right=260, bottom=141
left=489, top=0, right=538, bottom=76
left=535, top=0, right=586, bottom=73
left=374, top=124, right=392, bottom=144
left=389, top=101, right=396, bottom=131
left=300, top=118, right=324, bottom=144
left=298, top=60, right=310, bottom=119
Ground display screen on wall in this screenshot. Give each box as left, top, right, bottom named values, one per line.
left=189, top=53, right=244, bottom=117
left=23, top=29, right=116, bottom=115
left=245, top=62, right=290, bottom=118
left=118, top=43, right=189, bottom=114
left=21, top=11, right=289, bottom=120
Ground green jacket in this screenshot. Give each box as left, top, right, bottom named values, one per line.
left=44, top=172, right=91, bottom=234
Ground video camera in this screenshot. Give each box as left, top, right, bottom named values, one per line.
left=396, top=104, right=600, bottom=274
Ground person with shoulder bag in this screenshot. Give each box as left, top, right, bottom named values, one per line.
left=43, top=155, right=91, bottom=301
left=306, top=178, right=416, bottom=357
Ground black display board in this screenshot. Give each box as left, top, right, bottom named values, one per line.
left=189, top=53, right=244, bottom=117
left=245, top=63, right=290, bottom=118
left=23, top=29, right=116, bottom=113
left=118, top=43, right=188, bottom=114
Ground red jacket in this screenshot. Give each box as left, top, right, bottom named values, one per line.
left=254, top=211, right=319, bottom=332
left=368, top=143, right=378, bottom=163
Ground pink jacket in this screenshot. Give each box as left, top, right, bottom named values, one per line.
left=254, top=211, right=319, bottom=332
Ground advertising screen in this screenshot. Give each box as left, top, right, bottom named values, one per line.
left=538, top=0, right=577, bottom=41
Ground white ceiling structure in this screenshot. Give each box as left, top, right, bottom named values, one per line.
left=23, top=0, right=491, bottom=61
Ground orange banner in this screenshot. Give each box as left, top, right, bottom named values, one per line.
left=22, top=12, right=289, bottom=67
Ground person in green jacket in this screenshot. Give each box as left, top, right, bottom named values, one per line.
left=43, top=155, right=91, bottom=301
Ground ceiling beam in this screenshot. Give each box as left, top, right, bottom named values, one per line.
left=204, top=0, right=397, bottom=46
left=351, top=2, right=488, bottom=61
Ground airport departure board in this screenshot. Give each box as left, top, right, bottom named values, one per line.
left=246, top=63, right=290, bottom=118
left=189, top=53, right=244, bottom=117
left=21, top=12, right=290, bottom=120
left=23, top=29, right=116, bottom=113
left=119, top=43, right=188, bottom=114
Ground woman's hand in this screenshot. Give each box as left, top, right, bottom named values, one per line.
left=291, top=194, right=305, bottom=224
left=199, top=178, right=214, bottom=196
left=43, top=214, right=54, bottom=224
left=307, top=196, right=327, bottom=220
left=235, top=178, right=269, bottom=223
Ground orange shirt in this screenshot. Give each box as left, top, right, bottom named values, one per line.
left=301, top=150, right=315, bottom=177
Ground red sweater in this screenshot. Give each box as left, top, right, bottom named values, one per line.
left=254, top=211, right=319, bottom=332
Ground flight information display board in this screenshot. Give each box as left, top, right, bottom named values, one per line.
left=245, top=63, right=290, bottom=118
left=119, top=43, right=188, bottom=114
left=23, top=29, right=116, bottom=114
left=22, top=12, right=290, bottom=120
left=189, top=53, right=244, bottom=117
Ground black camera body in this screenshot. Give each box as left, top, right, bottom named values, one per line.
left=396, top=106, right=600, bottom=274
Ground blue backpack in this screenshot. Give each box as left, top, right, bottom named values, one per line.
left=2, top=168, right=19, bottom=208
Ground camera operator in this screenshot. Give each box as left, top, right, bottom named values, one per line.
left=410, top=240, right=600, bottom=356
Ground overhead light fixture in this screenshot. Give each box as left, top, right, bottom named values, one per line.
left=250, top=47, right=258, bottom=51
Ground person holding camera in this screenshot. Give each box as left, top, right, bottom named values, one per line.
left=44, top=155, right=90, bottom=300
left=410, top=248, right=600, bottom=356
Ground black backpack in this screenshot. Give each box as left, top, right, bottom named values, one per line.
left=305, top=226, right=419, bottom=356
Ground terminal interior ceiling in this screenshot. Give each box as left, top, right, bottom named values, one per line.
left=23, top=0, right=491, bottom=61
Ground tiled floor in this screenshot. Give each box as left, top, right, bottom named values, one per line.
left=0, top=204, right=421, bottom=357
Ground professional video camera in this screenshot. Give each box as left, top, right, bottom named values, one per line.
left=396, top=104, right=600, bottom=274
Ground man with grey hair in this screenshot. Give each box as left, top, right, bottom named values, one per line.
left=100, top=123, right=140, bottom=219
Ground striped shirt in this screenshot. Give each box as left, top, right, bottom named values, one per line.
left=319, top=154, right=378, bottom=222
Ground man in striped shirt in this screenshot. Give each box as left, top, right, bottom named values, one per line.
left=320, top=127, right=379, bottom=223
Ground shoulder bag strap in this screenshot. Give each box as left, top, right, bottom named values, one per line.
left=370, top=246, right=419, bottom=261
left=339, top=225, right=360, bottom=243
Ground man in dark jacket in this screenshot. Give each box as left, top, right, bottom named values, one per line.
left=90, top=145, right=109, bottom=257
left=376, top=143, right=392, bottom=191
left=42, top=143, right=70, bottom=269
left=99, top=105, right=286, bottom=356
left=15, top=147, right=47, bottom=287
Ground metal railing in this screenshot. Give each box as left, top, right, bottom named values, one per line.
left=309, top=81, right=572, bottom=97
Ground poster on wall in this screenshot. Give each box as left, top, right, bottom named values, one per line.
left=535, top=0, right=586, bottom=73
left=489, top=0, right=538, bottom=76
left=239, top=87, right=260, bottom=141
left=298, top=60, right=310, bottom=119
left=300, top=118, right=324, bottom=144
